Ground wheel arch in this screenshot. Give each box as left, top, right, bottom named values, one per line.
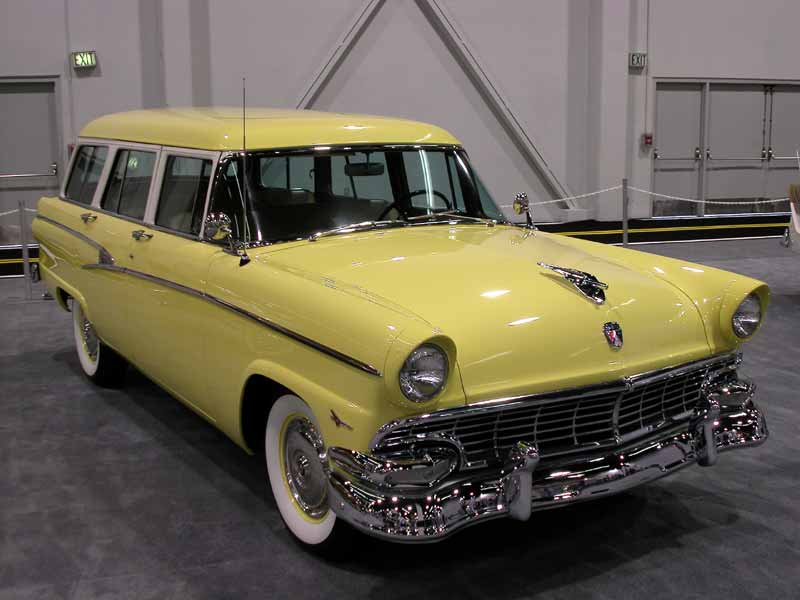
left=236, top=359, right=377, bottom=457
left=239, top=373, right=293, bottom=454
left=41, top=265, right=87, bottom=314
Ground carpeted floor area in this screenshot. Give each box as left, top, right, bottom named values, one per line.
left=1, top=238, right=798, bottom=599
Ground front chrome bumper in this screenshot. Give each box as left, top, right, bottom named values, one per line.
left=326, top=376, right=768, bottom=542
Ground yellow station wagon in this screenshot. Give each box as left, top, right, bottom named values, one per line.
left=33, top=107, right=769, bottom=546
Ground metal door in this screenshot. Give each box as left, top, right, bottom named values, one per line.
left=653, top=83, right=704, bottom=216
left=704, top=84, right=767, bottom=215
left=0, top=81, right=60, bottom=246
left=765, top=86, right=798, bottom=212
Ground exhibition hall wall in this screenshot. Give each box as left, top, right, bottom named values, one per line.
left=1, top=0, right=798, bottom=222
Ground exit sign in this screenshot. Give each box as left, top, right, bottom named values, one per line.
left=71, top=50, right=97, bottom=69
left=629, top=52, right=647, bottom=69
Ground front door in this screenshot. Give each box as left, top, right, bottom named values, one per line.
left=123, top=150, right=221, bottom=419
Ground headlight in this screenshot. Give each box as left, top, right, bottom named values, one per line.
left=399, top=344, right=448, bottom=402
left=732, top=293, right=762, bottom=338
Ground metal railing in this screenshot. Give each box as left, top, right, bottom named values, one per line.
left=0, top=165, right=57, bottom=300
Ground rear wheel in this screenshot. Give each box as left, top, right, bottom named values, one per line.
left=265, top=394, right=348, bottom=549
left=72, top=301, right=127, bottom=387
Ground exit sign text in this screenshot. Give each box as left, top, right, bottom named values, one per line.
left=71, top=51, right=97, bottom=70
left=629, top=52, right=647, bottom=69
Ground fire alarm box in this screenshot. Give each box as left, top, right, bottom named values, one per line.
left=641, top=133, right=653, bottom=147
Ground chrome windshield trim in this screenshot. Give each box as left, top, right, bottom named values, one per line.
left=81, top=263, right=382, bottom=376
left=35, top=215, right=115, bottom=265
left=370, top=352, right=740, bottom=452
left=309, top=220, right=407, bottom=242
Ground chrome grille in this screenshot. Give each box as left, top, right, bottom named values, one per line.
left=374, top=354, right=737, bottom=468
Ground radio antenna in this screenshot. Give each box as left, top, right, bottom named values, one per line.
left=237, top=77, right=251, bottom=266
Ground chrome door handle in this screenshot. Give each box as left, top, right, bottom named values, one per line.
left=80, top=213, right=97, bottom=223
left=131, top=229, right=153, bottom=241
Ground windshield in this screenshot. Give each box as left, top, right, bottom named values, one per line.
left=208, top=145, right=504, bottom=243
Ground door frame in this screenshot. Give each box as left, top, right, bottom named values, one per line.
left=0, top=75, right=66, bottom=182
left=0, top=76, right=65, bottom=281
left=651, top=81, right=706, bottom=218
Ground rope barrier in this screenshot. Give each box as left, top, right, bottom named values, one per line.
left=627, top=187, right=788, bottom=206
left=500, top=184, right=791, bottom=208
left=500, top=184, right=623, bottom=208
left=634, top=188, right=789, bottom=204
left=0, top=207, right=37, bottom=219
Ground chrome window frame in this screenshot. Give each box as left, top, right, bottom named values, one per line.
left=147, top=146, right=221, bottom=240
left=96, top=141, right=162, bottom=222
left=59, top=140, right=112, bottom=207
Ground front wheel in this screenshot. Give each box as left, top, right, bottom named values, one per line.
left=265, top=394, right=347, bottom=549
left=72, top=300, right=127, bottom=387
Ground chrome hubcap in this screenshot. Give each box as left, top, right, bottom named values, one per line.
left=81, top=316, right=99, bottom=362
left=283, top=417, right=328, bottom=519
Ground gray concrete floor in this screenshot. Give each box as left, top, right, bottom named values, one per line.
left=1, top=238, right=798, bottom=599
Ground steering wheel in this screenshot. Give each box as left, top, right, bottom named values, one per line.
left=377, top=189, right=452, bottom=221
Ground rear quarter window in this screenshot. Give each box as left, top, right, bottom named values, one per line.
left=64, top=145, right=108, bottom=204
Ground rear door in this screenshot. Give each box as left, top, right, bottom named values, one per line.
left=85, top=142, right=161, bottom=353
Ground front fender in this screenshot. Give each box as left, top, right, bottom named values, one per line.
left=238, top=358, right=386, bottom=456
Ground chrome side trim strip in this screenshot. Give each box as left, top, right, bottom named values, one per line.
left=370, top=352, right=739, bottom=451
left=35, top=215, right=115, bottom=265
left=81, top=263, right=382, bottom=376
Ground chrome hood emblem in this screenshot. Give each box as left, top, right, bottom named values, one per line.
left=537, top=262, right=609, bottom=304
left=603, top=322, right=623, bottom=349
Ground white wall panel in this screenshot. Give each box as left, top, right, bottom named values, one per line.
left=442, top=0, right=571, bottom=189
left=206, top=0, right=362, bottom=107
left=161, top=0, right=194, bottom=106
left=65, top=0, right=145, bottom=127
left=0, top=0, right=67, bottom=77
left=3, top=0, right=800, bottom=222
left=650, top=0, right=800, bottom=80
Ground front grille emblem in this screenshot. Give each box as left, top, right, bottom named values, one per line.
left=603, top=322, right=623, bottom=349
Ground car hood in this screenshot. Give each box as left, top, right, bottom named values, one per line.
left=262, top=225, right=713, bottom=403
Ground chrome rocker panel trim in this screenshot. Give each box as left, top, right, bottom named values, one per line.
left=327, top=370, right=767, bottom=542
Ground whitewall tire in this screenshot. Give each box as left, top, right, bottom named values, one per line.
left=265, top=394, right=338, bottom=546
left=72, top=300, right=127, bottom=387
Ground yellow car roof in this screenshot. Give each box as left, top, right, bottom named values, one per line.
left=79, top=107, right=461, bottom=151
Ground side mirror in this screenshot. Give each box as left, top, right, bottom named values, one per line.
left=513, top=192, right=535, bottom=228
left=512, top=192, right=529, bottom=216
left=204, top=212, right=232, bottom=242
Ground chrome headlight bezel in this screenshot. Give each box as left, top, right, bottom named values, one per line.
left=399, top=343, right=449, bottom=403
left=731, top=292, right=762, bottom=338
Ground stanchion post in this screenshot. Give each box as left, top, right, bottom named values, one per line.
left=18, top=198, right=32, bottom=300
left=622, top=178, right=629, bottom=247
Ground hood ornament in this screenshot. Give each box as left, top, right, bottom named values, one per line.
left=537, top=262, right=608, bottom=304
left=603, top=322, right=623, bottom=349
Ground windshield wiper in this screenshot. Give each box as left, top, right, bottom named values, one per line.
left=308, top=220, right=407, bottom=242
